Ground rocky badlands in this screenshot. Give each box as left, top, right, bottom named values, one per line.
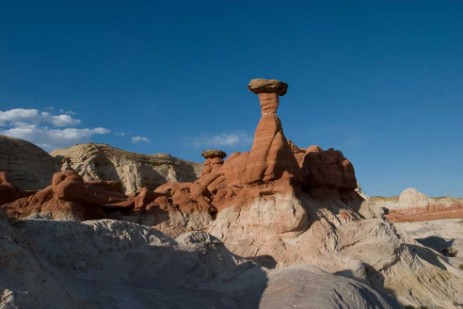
left=1, top=79, right=463, bottom=309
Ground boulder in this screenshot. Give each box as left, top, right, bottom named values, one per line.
left=248, top=78, right=288, bottom=96
left=300, top=146, right=357, bottom=190
left=399, top=188, right=431, bottom=209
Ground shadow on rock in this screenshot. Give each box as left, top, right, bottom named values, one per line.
left=416, top=236, right=456, bottom=256
left=408, top=244, right=449, bottom=269
left=245, top=255, right=278, bottom=269
left=6, top=218, right=269, bottom=309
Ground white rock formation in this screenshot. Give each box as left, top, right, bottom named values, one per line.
left=398, top=188, right=431, bottom=209
left=0, top=210, right=394, bottom=309
left=51, top=143, right=202, bottom=194
left=208, top=192, right=463, bottom=308
left=0, top=135, right=58, bottom=190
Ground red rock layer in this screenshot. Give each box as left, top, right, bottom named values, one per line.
left=1, top=78, right=360, bottom=224
left=386, top=202, right=463, bottom=222
left=298, top=146, right=357, bottom=190
left=149, top=82, right=359, bottom=213
left=1, top=170, right=131, bottom=220
left=242, top=93, right=301, bottom=184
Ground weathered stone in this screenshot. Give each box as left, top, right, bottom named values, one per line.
left=52, top=170, right=85, bottom=201
left=201, top=150, right=227, bottom=159
left=299, top=146, right=357, bottom=190
left=0, top=135, right=58, bottom=190
left=242, top=81, right=300, bottom=184
left=51, top=143, right=202, bottom=194
left=248, top=78, right=288, bottom=96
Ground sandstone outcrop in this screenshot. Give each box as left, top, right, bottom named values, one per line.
left=243, top=89, right=301, bottom=184
left=297, top=145, right=358, bottom=190
left=0, top=209, right=396, bottom=309
left=51, top=143, right=202, bottom=194
left=0, top=135, right=58, bottom=190
left=141, top=79, right=463, bottom=307
left=373, top=188, right=463, bottom=222
left=2, top=170, right=130, bottom=221
left=134, top=79, right=361, bottom=240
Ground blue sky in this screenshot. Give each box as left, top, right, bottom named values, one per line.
left=0, top=1, right=462, bottom=197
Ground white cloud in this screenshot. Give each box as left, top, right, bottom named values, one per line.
left=131, top=136, right=150, bottom=143
left=0, top=108, right=110, bottom=151
left=189, top=131, right=253, bottom=149
left=0, top=108, right=80, bottom=127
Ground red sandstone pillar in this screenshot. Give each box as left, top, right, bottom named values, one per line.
left=244, top=79, right=300, bottom=184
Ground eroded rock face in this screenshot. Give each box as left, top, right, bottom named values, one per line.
left=0, top=135, right=58, bottom=190
left=373, top=188, right=463, bottom=222
left=2, top=170, right=129, bottom=221
left=248, top=78, right=288, bottom=96
left=51, top=143, right=202, bottom=194
left=123, top=78, right=463, bottom=307
left=243, top=91, right=301, bottom=184
left=201, top=150, right=226, bottom=176
left=398, top=188, right=431, bottom=209
left=52, top=170, right=85, bottom=201
left=0, top=209, right=395, bottom=309
left=299, top=145, right=357, bottom=190
left=125, top=79, right=360, bottom=238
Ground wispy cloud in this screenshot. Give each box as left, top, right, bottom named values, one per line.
left=188, top=131, right=253, bottom=149
left=0, top=108, right=110, bottom=151
left=131, top=136, right=150, bottom=143
left=0, top=108, right=80, bottom=127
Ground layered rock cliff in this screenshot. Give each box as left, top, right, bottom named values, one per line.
left=51, top=143, right=202, bottom=194
left=373, top=188, right=463, bottom=222
left=0, top=135, right=58, bottom=190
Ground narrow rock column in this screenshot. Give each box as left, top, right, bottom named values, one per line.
left=244, top=79, right=300, bottom=184
left=201, top=150, right=227, bottom=176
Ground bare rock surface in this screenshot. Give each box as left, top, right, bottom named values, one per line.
left=398, top=188, right=431, bottom=208
left=0, top=135, right=58, bottom=190
left=208, top=191, right=463, bottom=308
left=0, top=210, right=394, bottom=309
left=373, top=188, right=463, bottom=222
left=298, top=145, right=358, bottom=190
left=248, top=78, right=288, bottom=96
left=386, top=217, right=463, bottom=280
left=51, top=143, right=202, bottom=194
left=147, top=78, right=358, bottom=233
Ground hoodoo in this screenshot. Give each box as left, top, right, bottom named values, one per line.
left=243, top=79, right=301, bottom=184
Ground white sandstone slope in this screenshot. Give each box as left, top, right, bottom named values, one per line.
left=371, top=188, right=463, bottom=273
left=50, top=143, right=202, bottom=194
left=208, top=191, right=463, bottom=308
left=0, top=209, right=394, bottom=309
left=0, top=135, right=58, bottom=190
left=372, top=188, right=463, bottom=213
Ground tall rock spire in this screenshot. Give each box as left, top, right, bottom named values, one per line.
left=244, top=78, right=300, bottom=184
